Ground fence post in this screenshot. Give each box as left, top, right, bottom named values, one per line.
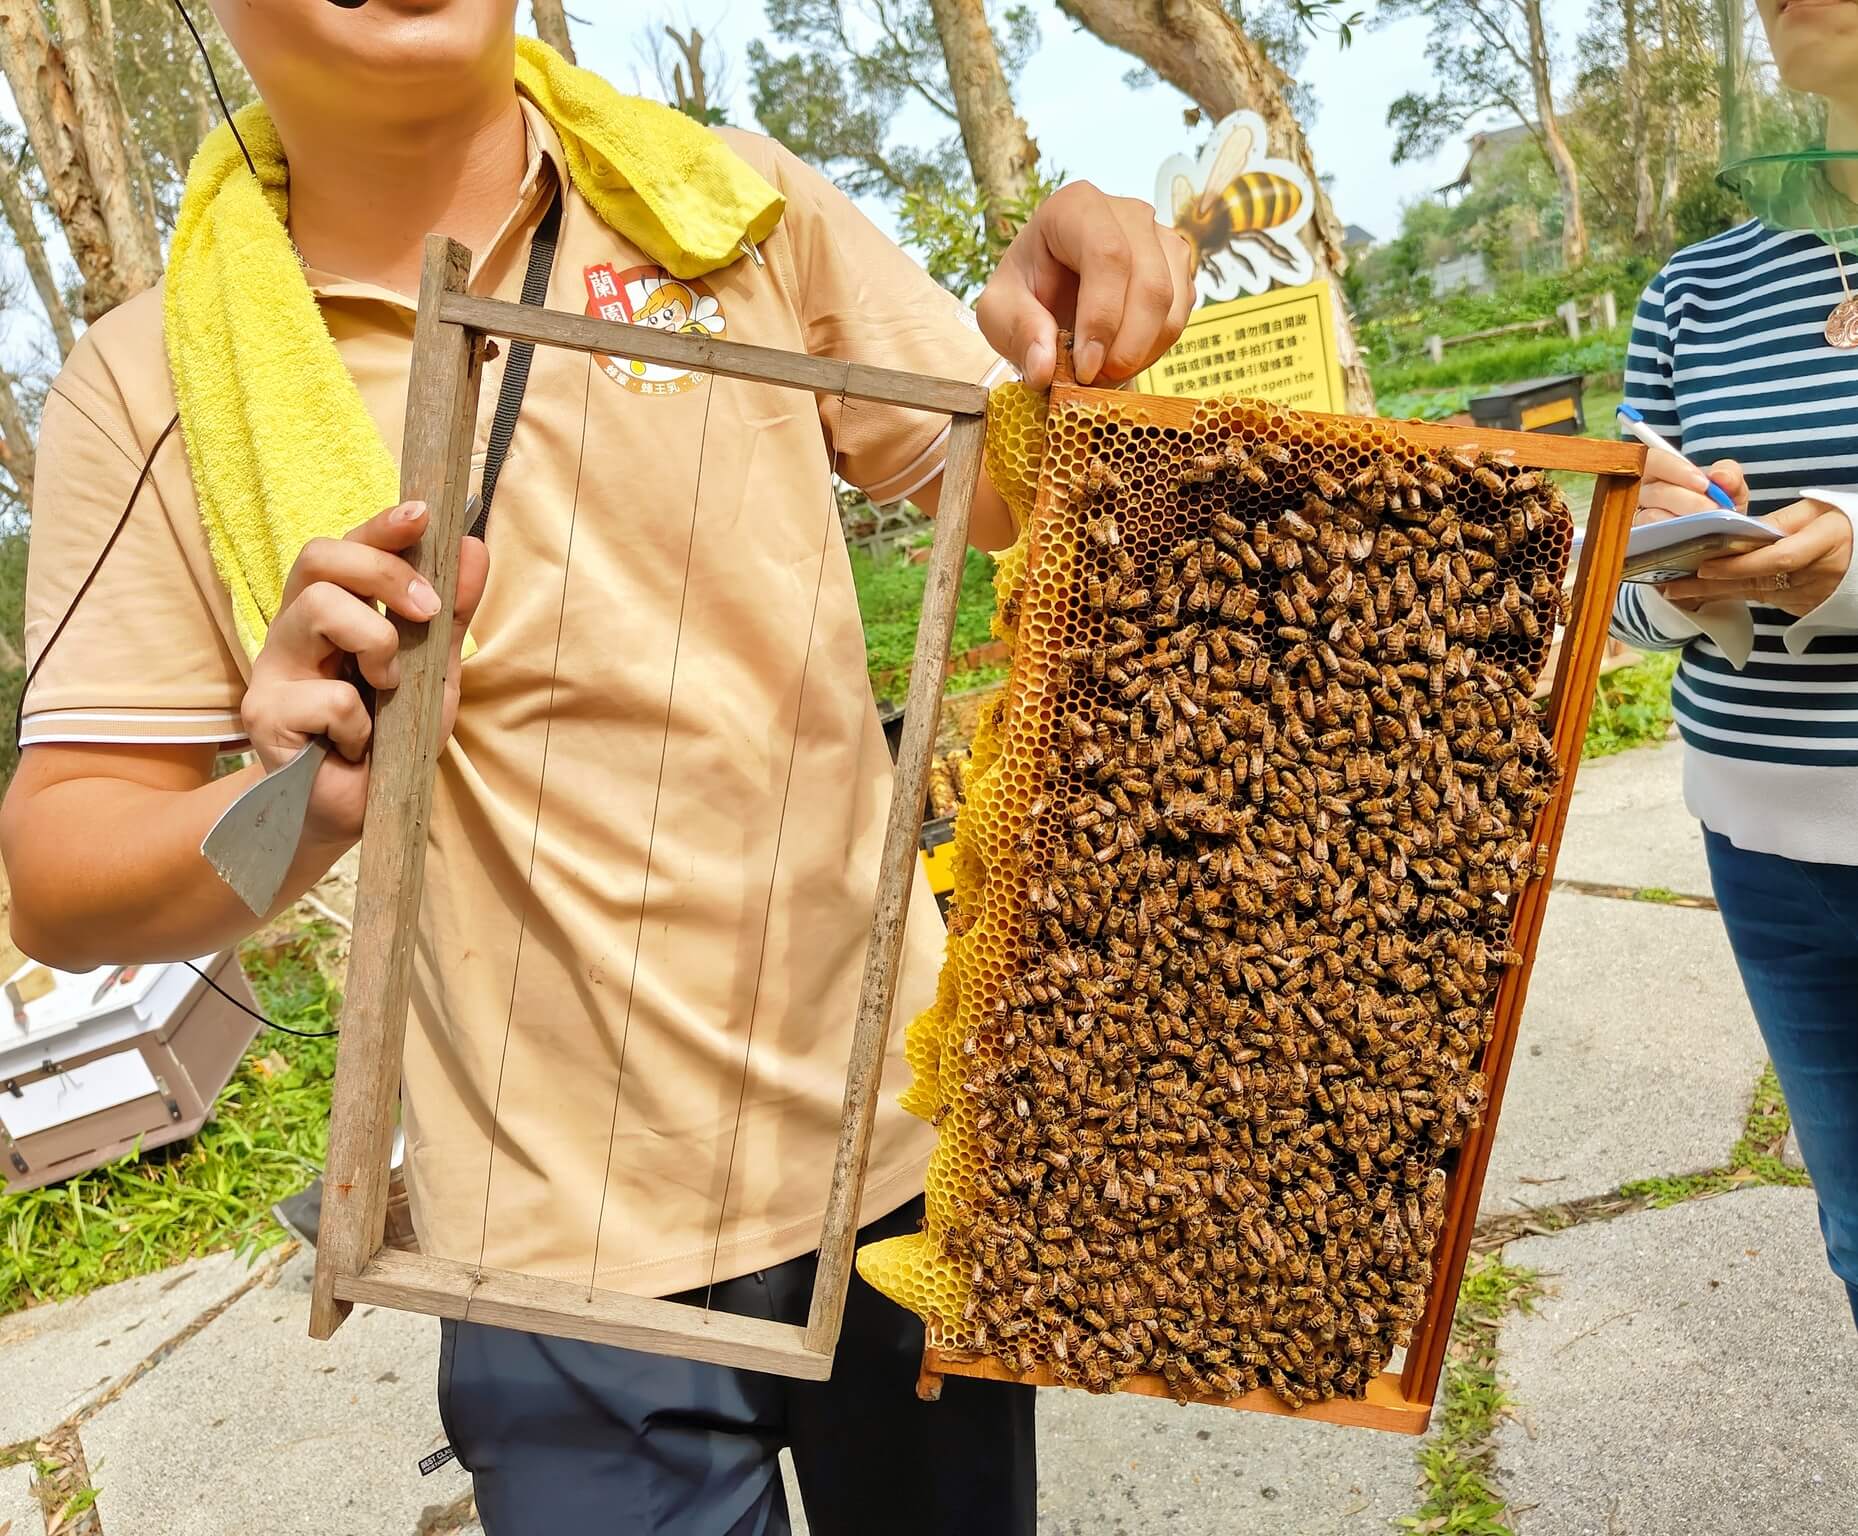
left=1557, top=301, right=1581, bottom=340
left=1427, top=334, right=1444, bottom=365
left=1599, top=291, right=1618, bottom=330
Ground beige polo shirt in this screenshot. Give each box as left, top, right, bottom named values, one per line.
left=21, top=104, right=1006, bottom=1296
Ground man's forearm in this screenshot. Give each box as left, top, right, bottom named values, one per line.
left=3, top=755, right=353, bottom=970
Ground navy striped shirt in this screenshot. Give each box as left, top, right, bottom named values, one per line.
left=1609, top=221, right=1858, bottom=847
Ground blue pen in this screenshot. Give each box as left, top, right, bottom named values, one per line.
left=1617, top=404, right=1738, bottom=510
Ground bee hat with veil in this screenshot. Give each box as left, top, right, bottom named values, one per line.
left=1716, top=0, right=1858, bottom=343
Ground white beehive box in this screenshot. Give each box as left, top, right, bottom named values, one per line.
left=0, top=952, right=261, bottom=1193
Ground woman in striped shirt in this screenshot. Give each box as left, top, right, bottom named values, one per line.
left=1608, top=0, right=1858, bottom=1326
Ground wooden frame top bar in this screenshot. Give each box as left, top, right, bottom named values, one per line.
left=1055, top=379, right=1647, bottom=477
left=438, top=292, right=991, bottom=416
left=1341, top=412, right=1646, bottom=475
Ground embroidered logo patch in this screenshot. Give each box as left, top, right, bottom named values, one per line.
left=583, top=263, right=726, bottom=396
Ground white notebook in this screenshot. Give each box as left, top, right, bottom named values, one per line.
left=1572, top=510, right=1780, bottom=584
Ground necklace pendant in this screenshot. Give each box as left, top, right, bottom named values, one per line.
left=1826, top=296, right=1858, bottom=349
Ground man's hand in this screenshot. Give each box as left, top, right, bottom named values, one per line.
left=976, top=182, right=1195, bottom=390
left=1658, top=499, right=1854, bottom=619
left=242, top=500, right=489, bottom=846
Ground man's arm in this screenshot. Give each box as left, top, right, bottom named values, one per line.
left=2, top=743, right=353, bottom=970
left=4, top=501, right=487, bottom=969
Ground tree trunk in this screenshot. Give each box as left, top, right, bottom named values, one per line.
left=0, top=151, right=77, bottom=356
left=926, top=0, right=1038, bottom=237
left=531, top=0, right=576, bottom=64
left=50, top=0, right=162, bottom=293
left=0, top=0, right=128, bottom=319
left=1622, top=0, right=1655, bottom=244
left=1653, top=0, right=1682, bottom=242
left=1055, top=0, right=1375, bottom=413
left=0, top=365, right=36, bottom=513
left=1522, top=0, right=1588, bottom=267
left=662, top=26, right=713, bottom=119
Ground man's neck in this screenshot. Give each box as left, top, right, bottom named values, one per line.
left=278, top=92, right=528, bottom=297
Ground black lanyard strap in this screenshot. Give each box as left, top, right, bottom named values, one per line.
left=470, top=183, right=564, bottom=541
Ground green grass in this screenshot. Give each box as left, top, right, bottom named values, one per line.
left=1401, top=1256, right=1542, bottom=1534
left=50, top=1479, right=100, bottom=1521
left=1582, top=651, right=1678, bottom=759
left=851, top=542, right=1001, bottom=698
left=1373, top=327, right=1630, bottom=398
left=945, top=662, right=1008, bottom=696
left=1620, top=1064, right=1811, bottom=1209
left=1376, top=386, right=1474, bottom=424
left=0, top=933, right=340, bottom=1317
left=1632, top=886, right=1682, bottom=905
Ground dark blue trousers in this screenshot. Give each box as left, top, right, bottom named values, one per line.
left=437, top=1194, right=1036, bottom=1535
left=1704, top=829, right=1858, bottom=1326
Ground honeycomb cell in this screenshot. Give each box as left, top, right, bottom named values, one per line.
left=855, top=388, right=1573, bottom=1408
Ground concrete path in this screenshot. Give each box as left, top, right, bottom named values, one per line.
left=1, top=1462, right=40, bottom=1536
left=1497, top=1189, right=1858, bottom=1535
left=3, top=740, right=1841, bottom=1536
left=1553, top=740, right=1712, bottom=898
left=1481, top=888, right=1763, bottom=1220
left=1034, top=1389, right=1420, bottom=1536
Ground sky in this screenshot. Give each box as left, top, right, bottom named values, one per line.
left=568, top=0, right=1595, bottom=251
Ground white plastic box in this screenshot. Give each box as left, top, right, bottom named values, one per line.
left=0, top=952, right=260, bottom=1193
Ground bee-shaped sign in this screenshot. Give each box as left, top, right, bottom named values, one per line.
left=1157, top=110, right=1315, bottom=298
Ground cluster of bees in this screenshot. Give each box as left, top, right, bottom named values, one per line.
left=947, top=414, right=1571, bottom=1408
left=927, top=748, right=976, bottom=821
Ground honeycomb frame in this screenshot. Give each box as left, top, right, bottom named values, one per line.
left=857, top=374, right=1644, bottom=1435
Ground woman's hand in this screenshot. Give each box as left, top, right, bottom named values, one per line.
left=1658, top=499, right=1853, bottom=619
left=977, top=182, right=1196, bottom=391
left=1635, top=449, right=1749, bottom=611
left=241, top=501, right=489, bottom=847
left=1634, top=446, right=1748, bottom=524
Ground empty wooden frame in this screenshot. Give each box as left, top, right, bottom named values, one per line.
left=914, top=381, right=1645, bottom=1433
left=308, top=236, right=990, bottom=1379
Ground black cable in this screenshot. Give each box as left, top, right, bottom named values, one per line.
left=168, top=0, right=257, bottom=180
left=184, top=959, right=338, bottom=1039
left=13, top=414, right=180, bottom=750
left=19, top=11, right=330, bottom=1046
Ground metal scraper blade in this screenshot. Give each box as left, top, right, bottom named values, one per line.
left=200, top=740, right=328, bottom=916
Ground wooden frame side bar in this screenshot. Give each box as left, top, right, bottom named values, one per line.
left=1398, top=469, right=1638, bottom=1407
left=310, top=237, right=484, bottom=1339
left=438, top=292, right=990, bottom=416
left=806, top=413, right=988, bottom=1354
left=337, top=1250, right=832, bottom=1378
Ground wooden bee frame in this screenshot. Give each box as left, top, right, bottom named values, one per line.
left=307, top=236, right=990, bottom=1379
left=913, top=375, right=1644, bottom=1434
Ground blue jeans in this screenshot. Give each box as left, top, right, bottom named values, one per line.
left=1704, top=829, right=1858, bottom=1327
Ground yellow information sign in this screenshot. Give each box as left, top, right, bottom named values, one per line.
left=1135, top=280, right=1345, bottom=413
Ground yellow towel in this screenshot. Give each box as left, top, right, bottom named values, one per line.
left=165, top=36, right=785, bottom=661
